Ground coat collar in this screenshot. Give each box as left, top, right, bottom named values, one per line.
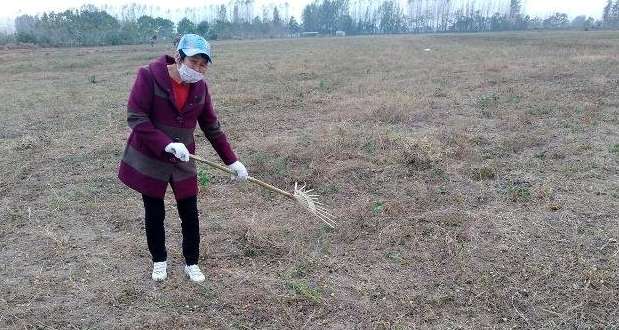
left=148, top=55, right=176, bottom=94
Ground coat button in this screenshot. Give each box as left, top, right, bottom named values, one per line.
left=174, top=137, right=181, bottom=142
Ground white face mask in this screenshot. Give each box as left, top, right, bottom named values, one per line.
left=178, top=64, right=204, bottom=83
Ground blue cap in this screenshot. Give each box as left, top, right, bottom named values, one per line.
left=176, top=34, right=212, bottom=63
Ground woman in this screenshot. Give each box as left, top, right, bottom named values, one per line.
left=118, top=34, right=248, bottom=282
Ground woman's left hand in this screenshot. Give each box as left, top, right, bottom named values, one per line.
left=228, top=161, right=248, bottom=181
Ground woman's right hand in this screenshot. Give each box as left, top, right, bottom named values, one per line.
left=164, top=142, right=190, bottom=162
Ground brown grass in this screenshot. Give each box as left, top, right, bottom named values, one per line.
left=1, top=31, right=618, bottom=328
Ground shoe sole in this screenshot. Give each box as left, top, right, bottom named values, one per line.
left=184, top=272, right=205, bottom=282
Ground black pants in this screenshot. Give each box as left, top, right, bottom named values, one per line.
left=142, top=194, right=200, bottom=265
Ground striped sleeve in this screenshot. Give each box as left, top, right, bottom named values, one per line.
left=197, top=82, right=238, bottom=165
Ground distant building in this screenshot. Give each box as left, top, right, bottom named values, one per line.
left=301, top=32, right=319, bottom=37
left=335, top=30, right=346, bottom=37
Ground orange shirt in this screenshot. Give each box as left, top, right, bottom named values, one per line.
left=171, top=78, right=190, bottom=111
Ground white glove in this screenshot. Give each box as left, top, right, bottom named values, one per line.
left=164, top=142, right=189, bottom=162
left=228, top=161, right=248, bottom=181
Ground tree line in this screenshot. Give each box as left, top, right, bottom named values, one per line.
left=2, top=0, right=602, bottom=47
left=602, top=0, right=619, bottom=27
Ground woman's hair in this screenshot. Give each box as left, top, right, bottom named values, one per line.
left=178, top=49, right=211, bottom=63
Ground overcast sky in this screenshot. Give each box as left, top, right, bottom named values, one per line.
left=0, top=0, right=606, bottom=32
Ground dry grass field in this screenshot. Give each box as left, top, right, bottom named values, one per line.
left=1, top=31, right=618, bottom=328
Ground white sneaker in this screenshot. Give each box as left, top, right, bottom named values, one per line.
left=152, top=261, right=167, bottom=281
left=184, top=264, right=205, bottom=282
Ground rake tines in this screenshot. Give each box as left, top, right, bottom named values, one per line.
left=293, top=182, right=337, bottom=228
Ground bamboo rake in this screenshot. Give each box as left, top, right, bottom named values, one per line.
left=189, top=154, right=336, bottom=228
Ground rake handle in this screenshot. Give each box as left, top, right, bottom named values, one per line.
left=189, top=154, right=294, bottom=199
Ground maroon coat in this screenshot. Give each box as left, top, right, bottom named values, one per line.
left=118, top=55, right=237, bottom=200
